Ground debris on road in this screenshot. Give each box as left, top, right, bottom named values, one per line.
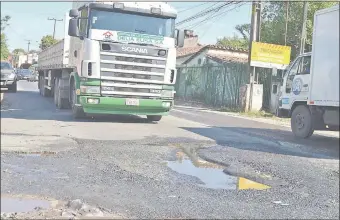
left=0, top=197, right=122, bottom=219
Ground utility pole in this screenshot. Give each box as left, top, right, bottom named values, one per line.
left=48, top=18, right=63, bottom=39
left=300, top=1, right=308, bottom=54
left=247, top=1, right=261, bottom=112
left=25, top=40, right=31, bottom=63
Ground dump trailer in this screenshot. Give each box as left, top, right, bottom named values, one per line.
left=38, top=1, right=184, bottom=120
left=277, top=5, right=339, bottom=138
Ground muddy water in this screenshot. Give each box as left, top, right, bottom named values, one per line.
left=1, top=197, right=51, bottom=213
left=167, top=150, right=270, bottom=190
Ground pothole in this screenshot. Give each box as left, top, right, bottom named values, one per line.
left=167, top=150, right=271, bottom=190
left=0, top=196, right=122, bottom=219
left=1, top=197, right=51, bottom=213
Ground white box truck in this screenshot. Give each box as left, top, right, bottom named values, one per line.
left=277, top=5, right=339, bottom=138
left=38, top=1, right=185, bottom=120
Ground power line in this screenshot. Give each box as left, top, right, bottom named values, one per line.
left=178, top=2, right=211, bottom=13
left=183, top=2, right=246, bottom=30
left=176, top=2, right=232, bottom=26
left=196, top=2, right=249, bottom=39
left=176, top=2, right=227, bottom=26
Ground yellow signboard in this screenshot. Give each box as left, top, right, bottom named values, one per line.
left=250, top=42, right=291, bottom=70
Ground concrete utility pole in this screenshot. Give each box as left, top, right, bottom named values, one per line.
left=247, top=1, right=262, bottom=112
left=25, top=40, right=31, bottom=63
left=300, top=1, right=308, bottom=54
left=48, top=18, right=63, bottom=40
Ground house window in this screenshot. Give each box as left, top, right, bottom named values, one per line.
left=198, top=58, right=202, bottom=65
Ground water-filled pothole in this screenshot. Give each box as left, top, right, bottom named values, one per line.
left=1, top=197, right=51, bottom=213
left=167, top=151, right=270, bottom=190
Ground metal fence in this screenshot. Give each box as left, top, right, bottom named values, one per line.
left=175, top=63, right=250, bottom=109
left=175, top=63, right=274, bottom=110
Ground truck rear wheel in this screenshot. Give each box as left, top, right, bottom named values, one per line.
left=291, top=105, right=314, bottom=138
left=8, top=82, right=17, bottom=93
left=70, top=81, right=86, bottom=119
left=54, top=77, right=69, bottom=109
left=147, top=115, right=162, bottom=122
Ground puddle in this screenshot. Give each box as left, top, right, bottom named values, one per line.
left=13, top=151, right=56, bottom=157
left=167, top=151, right=270, bottom=190
left=1, top=197, right=51, bottom=213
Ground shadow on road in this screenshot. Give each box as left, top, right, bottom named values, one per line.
left=1, top=89, right=155, bottom=124
left=180, top=126, right=339, bottom=159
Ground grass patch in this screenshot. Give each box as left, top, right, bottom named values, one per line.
left=218, top=107, right=242, bottom=113
left=240, top=110, right=275, bottom=118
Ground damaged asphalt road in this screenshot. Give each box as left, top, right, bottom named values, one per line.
left=1, top=81, right=339, bottom=219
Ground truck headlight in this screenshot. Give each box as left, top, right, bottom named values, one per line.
left=80, top=86, right=100, bottom=94
left=161, top=90, right=174, bottom=98
left=9, top=73, right=16, bottom=78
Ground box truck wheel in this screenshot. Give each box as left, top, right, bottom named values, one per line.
left=70, top=81, right=86, bottom=119
left=291, top=105, right=314, bottom=138
left=147, top=115, right=162, bottom=122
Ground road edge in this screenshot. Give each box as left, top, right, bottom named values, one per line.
left=174, top=105, right=339, bottom=138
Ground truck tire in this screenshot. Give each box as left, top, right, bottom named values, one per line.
left=53, top=78, right=59, bottom=105
left=291, top=105, right=314, bottom=138
left=39, top=76, right=43, bottom=95
left=147, top=115, right=162, bottom=122
left=41, top=76, right=51, bottom=97
left=70, top=81, right=86, bottom=119
left=8, top=82, right=17, bottom=93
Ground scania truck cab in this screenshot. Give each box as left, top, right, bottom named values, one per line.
left=38, top=1, right=184, bottom=121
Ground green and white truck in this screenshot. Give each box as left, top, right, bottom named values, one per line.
left=38, top=1, right=184, bottom=121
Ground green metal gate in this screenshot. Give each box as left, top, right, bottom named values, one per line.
left=176, top=63, right=249, bottom=109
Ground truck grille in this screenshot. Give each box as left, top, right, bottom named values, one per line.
left=99, top=42, right=167, bottom=98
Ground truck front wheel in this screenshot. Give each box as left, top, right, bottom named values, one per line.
left=291, top=105, right=314, bottom=138
left=70, top=81, right=86, bottom=119
left=147, top=115, right=162, bottom=122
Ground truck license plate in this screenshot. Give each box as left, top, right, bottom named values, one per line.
left=125, top=98, right=139, bottom=106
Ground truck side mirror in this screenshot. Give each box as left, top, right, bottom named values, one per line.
left=69, top=9, right=79, bottom=18
left=176, top=29, right=185, bottom=48
left=68, top=18, right=79, bottom=37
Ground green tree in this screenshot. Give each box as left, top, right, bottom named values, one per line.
left=1, top=34, right=10, bottom=60
left=0, top=16, right=11, bottom=60
left=1, top=15, right=10, bottom=31
left=260, top=1, right=338, bottom=60
left=12, top=48, right=26, bottom=55
left=216, top=34, right=248, bottom=50
left=39, top=35, right=58, bottom=50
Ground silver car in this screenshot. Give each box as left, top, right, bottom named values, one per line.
left=1, top=61, right=17, bottom=92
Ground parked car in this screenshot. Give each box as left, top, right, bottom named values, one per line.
left=1, top=61, right=17, bottom=92
left=17, top=69, right=32, bottom=80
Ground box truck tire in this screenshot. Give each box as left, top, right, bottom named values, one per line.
left=291, top=105, right=314, bottom=138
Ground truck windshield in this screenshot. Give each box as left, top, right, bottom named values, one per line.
left=89, top=10, right=175, bottom=38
